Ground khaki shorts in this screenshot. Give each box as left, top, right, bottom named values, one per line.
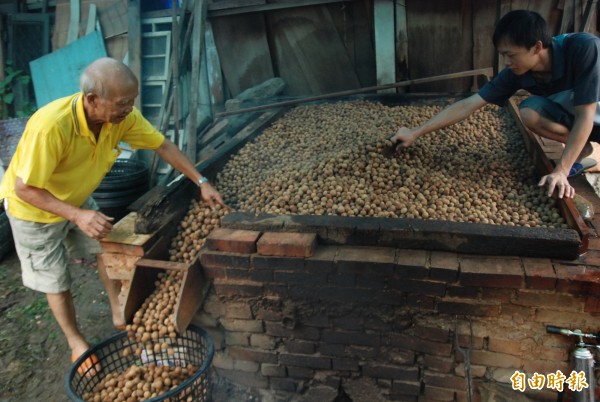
left=6, top=197, right=102, bottom=294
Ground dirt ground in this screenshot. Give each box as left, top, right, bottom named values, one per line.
left=0, top=246, right=253, bottom=402
left=0, top=248, right=118, bottom=402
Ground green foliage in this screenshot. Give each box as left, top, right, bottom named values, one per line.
left=0, top=60, right=35, bottom=119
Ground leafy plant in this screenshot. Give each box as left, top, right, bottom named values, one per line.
left=0, top=60, right=33, bottom=119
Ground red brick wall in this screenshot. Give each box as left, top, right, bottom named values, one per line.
left=196, top=228, right=600, bottom=402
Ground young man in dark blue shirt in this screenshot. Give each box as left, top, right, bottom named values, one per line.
left=391, top=10, right=600, bottom=199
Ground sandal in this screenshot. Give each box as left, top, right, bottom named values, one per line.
left=72, top=352, right=101, bottom=377
left=569, top=158, right=597, bottom=177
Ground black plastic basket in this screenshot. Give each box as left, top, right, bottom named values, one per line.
left=65, top=325, right=214, bottom=402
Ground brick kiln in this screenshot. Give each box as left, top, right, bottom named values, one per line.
left=99, top=95, right=600, bottom=402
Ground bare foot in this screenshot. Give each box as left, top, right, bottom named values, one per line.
left=70, top=341, right=90, bottom=361
left=113, top=315, right=126, bottom=330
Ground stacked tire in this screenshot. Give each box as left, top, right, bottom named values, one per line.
left=0, top=205, right=12, bottom=261
left=92, top=159, right=149, bottom=221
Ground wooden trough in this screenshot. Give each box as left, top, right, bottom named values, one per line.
left=132, top=93, right=591, bottom=260
left=99, top=92, right=593, bottom=327
left=98, top=212, right=209, bottom=332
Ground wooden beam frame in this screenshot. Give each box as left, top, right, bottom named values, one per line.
left=215, top=68, right=493, bottom=118
left=128, top=0, right=142, bottom=109
left=208, top=0, right=355, bottom=17
left=142, top=0, right=356, bottom=19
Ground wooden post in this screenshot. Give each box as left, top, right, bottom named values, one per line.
left=374, top=0, right=396, bottom=93
left=128, top=0, right=142, bottom=109
left=185, top=0, right=207, bottom=162
left=171, top=0, right=181, bottom=148
left=205, top=20, right=224, bottom=113
left=67, top=0, right=80, bottom=44
left=86, top=4, right=97, bottom=35
left=394, top=0, right=409, bottom=89
left=581, top=0, right=598, bottom=32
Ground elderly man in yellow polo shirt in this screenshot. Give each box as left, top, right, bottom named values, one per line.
left=0, top=57, right=224, bottom=371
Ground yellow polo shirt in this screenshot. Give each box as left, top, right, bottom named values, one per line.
left=0, top=93, right=165, bottom=223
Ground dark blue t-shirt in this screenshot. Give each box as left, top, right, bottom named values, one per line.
left=479, top=32, right=600, bottom=118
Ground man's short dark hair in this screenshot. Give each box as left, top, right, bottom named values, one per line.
left=493, top=10, right=551, bottom=49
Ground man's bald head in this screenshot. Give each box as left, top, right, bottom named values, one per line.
left=80, top=58, right=138, bottom=99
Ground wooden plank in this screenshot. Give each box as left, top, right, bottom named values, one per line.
left=132, top=179, right=192, bottom=234
left=136, top=258, right=188, bottom=271
left=67, top=0, right=80, bottom=43
left=472, top=0, right=497, bottom=89
left=208, top=0, right=265, bottom=11
left=406, top=0, right=474, bottom=92
left=97, top=252, right=140, bottom=280
left=211, top=13, right=273, bottom=96
left=185, top=0, right=206, bottom=162
left=128, top=0, right=141, bottom=108
left=581, top=0, right=598, bottom=32
left=155, top=4, right=194, bottom=139
left=123, top=265, right=160, bottom=323
left=52, top=0, right=126, bottom=48
left=170, top=0, right=182, bottom=156
left=144, top=234, right=172, bottom=260
left=266, top=4, right=361, bottom=96
left=205, top=20, right=224, bottom=109
left=100, top=242, right=147, bottom=257
left=99, top=0, right=128, bottom=38
left=0, top=17, right=5, bottom=83
left=85, top=3, right=96, bottom=34
left=124, top=258, right=206, bottom=333
left=374, top=0, right=395, bottom=92
left=199, top=118, right=229, bottom=147
left=574, top=0, right=581, bottom=32
left=395, top=0, right=409, bottom=85
left=326, top=0, right=376, bottom=87
left=174, top=258, right=209, bottom=333
left=221, top=211, right=582, bottom=260
left=101, top=212, right=155, bottom=246
left=560, top=0, right=574, bottom=33
left=30, top=30, right=107, bottom=108
left=207, top=0, right=354, bottom=17
left=197, top=109, right=284, bottom=169
left=215, top=68, right=493, bottom=117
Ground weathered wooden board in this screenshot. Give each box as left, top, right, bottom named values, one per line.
left=472, top=0, right=497, bottom=86
left=266, top=4, right=361, bottom=96
left=326, top=0, right=375, bottom=87
left=97, top=252, right=141, bottom=280
left=406, top=0, right=474, bottom=92
left=394, top=0, right=409, bottom=86
left=205, top=20, right=225, bottom=109
left=123, top=257, right=208, bottom=334
left=30, top=30, right=106, bottom=108
left=211, top=13, right=274, bottom=97
left=220, top=212, right=582, bottom=260
left=53, top=0, right=128, bottom=57
left=208, top=0, right=354, bottom=17
left=128, top=0, right=142, bottom=109
left=374, top=0, right=395, bottom=92
left=101, top=212, right=155, bottom=247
